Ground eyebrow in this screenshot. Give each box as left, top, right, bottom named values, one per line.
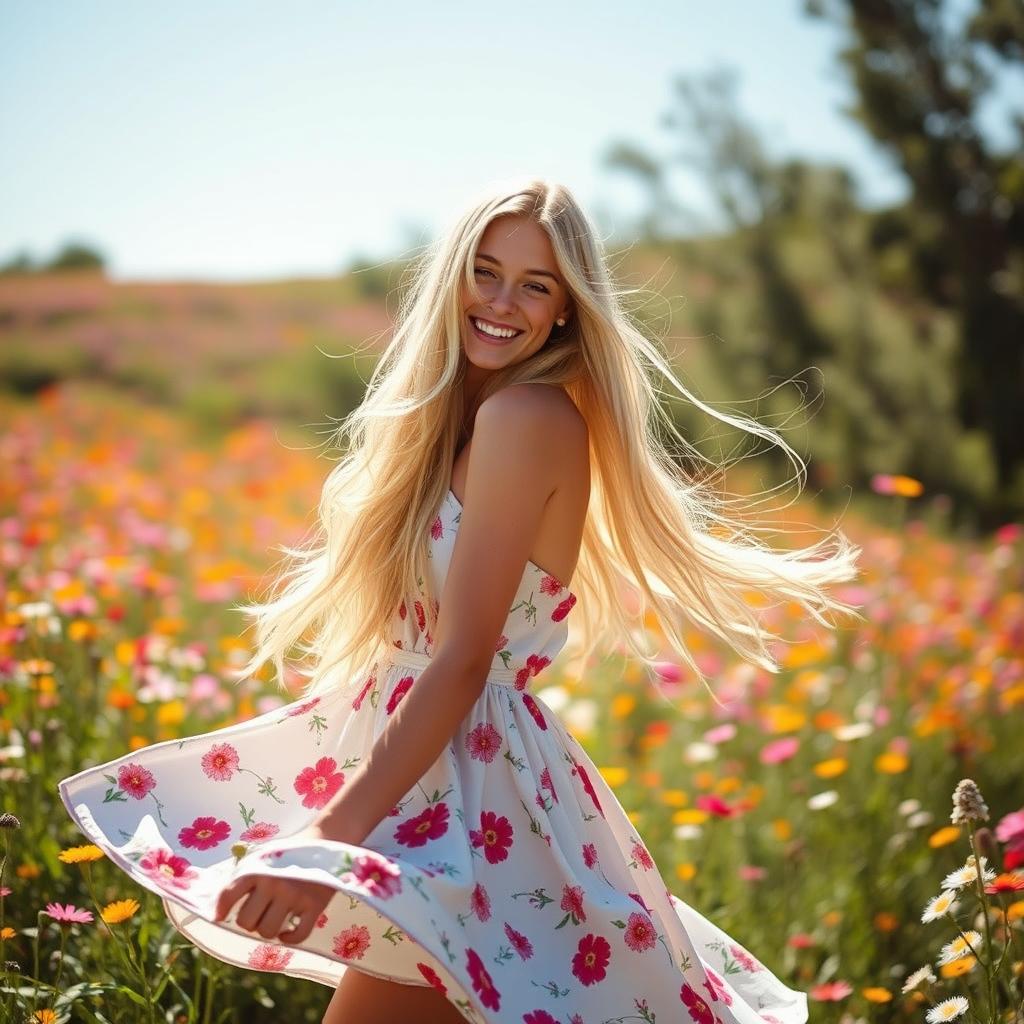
left=476, top=252, right=561, bottom=284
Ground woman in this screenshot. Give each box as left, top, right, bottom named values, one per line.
left=60, top=178, right=861, bottom=1023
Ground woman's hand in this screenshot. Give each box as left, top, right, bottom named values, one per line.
left=213, top=821, right=362, bottom=944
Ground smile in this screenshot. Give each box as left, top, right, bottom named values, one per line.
left=470, top=316, right=524, bottom=343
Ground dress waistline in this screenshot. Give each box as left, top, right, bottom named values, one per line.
left=379, top=647, right=522, bottom=688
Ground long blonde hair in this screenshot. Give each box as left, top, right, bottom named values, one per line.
left=231, top=176, right=863, bottom=703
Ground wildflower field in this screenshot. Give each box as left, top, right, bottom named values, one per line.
left=1, top=382, right=1022, bottom=1024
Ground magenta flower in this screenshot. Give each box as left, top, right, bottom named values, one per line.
left=44, top=902, right=94, bottom=924
left=178, top=815, right=231, bottom=850
left=117, top=762, right=156, bottom=799
left=293, top=756, right=344, bottom=809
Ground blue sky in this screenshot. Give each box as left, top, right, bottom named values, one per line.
left=1, top=2, right=1019, bottom=282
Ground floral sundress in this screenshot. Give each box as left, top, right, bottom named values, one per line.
left=59, top=488, right=808, bottom=1023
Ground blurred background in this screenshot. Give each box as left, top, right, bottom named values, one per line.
left=2, top=2, right=1023, bottom=1022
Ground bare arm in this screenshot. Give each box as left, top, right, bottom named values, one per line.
left=312, top=386, right=564, bottom=844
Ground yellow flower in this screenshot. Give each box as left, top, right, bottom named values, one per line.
left=928, top=826, right=961, bottom=848
left=1, top=925, right=16, bottom=939
left=32, top=1011, right=58, bottom=1024
left=100, top=898, right=141, bottom=924
left=875, top=751, right=909, bottom=773
left=610, top=694, right=635, bottom=719
left=156, top=699, right=185, bottom=727
left=940, top=955, right=976, bottom=978
left=822, top=909, right=843, bottom=927
left=772, top=819, right=792, bottom=841
left=676, top=863, right=697, bottom=881
left=598, top=766, right=629, bottom=788
left=862, top=987, right=892, bottom=1002
left=660, top=789, right=688, bottom=807
left=59, top=844, right=105, bottom=864
left=813, top=758, right=848, bottom=778
left=1006, top=900, right=1024, bottom=922
left=673, top=809, right=709, bottom=825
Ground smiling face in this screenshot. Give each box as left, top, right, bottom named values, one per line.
left=461, top=214, right=573, bottom=370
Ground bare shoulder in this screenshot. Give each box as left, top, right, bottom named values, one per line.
left=477, top=383, right=589, bottom=480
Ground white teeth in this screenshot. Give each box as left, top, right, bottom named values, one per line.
left=473, top=317, right=520, bottom=339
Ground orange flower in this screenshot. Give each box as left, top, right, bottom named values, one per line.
left=875, top=751, right=909, bottom=774
left=928, top=826, right=961, bottom=848
left=940, top=955, right=976, bottom=977
left=101, top=898, right=141, bottom=924
left=58, top=844, right=105, bottom=864
left=862, top=987, right=892, bottom=1002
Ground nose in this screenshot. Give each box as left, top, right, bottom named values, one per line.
left=486, top=280, right=517, bottom=313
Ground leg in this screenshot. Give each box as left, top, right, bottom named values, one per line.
left=321, top=965, right=466, bottom=1024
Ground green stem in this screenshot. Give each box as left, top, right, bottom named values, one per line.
left=969, top=826, right=999, bottom=1024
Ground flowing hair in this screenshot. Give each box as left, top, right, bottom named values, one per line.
left=230, top=176, right=863, bottom=704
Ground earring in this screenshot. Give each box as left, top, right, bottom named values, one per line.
left=556, top=318, right=566, bottom=326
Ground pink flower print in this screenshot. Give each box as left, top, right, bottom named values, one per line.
left=515, top=652, right=552, bottom=690
left=352, top=674, right=375, bottom=711
left=293, top=756, right=344, bottom=809
left=582, top=841, right=598, bottom=868
left=469, top=810, right=514, bottom=864
left=247, top=944, right=294, bottom=971
left=466, top=722, right=502, bottom=763
left=395, top=802, right=450, bottom=848
left=504, top=921, right=534, bottom=959
left=729, top=943, right=765, bottom=972
left=117, top=762, right=156, bottom=799
left=345, top=852, right=403, bottom=899
left=559, top=883, right=586, bottom=924
left=680, top=982, right=714, bottom=1023
left=416, top=961, right=447, bottom=995
left=239, top=821, right=280, bottom=844
left=465, top=947, right=501, bottom=1012
left=522, top=693, right=548, bottom=731
left=431, top=514, right=443, bottom=540
left=524, top=1013, right=558, bottom=1024
left=539, top=575, right=565, bottom=599
left=628, top=891, right=654, bottom=914
left=201, top=743, right=239, bottom=782
left=385, top=674, right=416, bottom=715
left=760, top=1015, right=784, bottom=1024
left=494, top=632, right=508, bottom=652
left=552, top=593, right=577, bottom=621
left=332, top=923, right=372, bottom=959
left=471, top=882, right=491, bottom=921
left=624, top=911, right=657, bottom=952
left=703, top=965, right=733, bottom=1005
left=571, top=760, right=605, bottom=817
left=414, top=601, right=426, bottom=633
left=631, top=839, right=655, bottom=870
left=315, top=912, right=328, bottom=928
left=178, top=815, right=231, bottom=851
left=284, top=695, right=321, bottom=717
left=398, top=599, right=407, bottom=620
left=139, top=847, right=198, bottom=891
left=572, top=932, right=611, bottom=985
left=540, top=765, right=558, bottom=803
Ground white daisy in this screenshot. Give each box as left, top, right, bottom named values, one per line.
left=898, top=798, right=922, bottom=816
left=925, top=995, right=969, bottom=1022
left=833, top=722, right=873, bottom=741
left=922, top=889, right=959, bottom=923
left=807, top=790, right=839, bottom=810
left=907, top=810, right=934, bottom=828
left=941, top=856, right=997, bottom=892
left=937, top=930, right=982, bottom=965
left=901, top=964, right=937, bottom=993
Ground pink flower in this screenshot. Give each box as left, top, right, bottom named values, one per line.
left=201, top=742, right=239, bottom=782
left=247, top=944, right=294, bottom=971
left=521, top=693, right=548, bottom=730
left=178, top=815, right=231, bottom=851
left=0, top=886, right=11, bottom=897
left=352, top=674, right=375, bottom=711
left=810, top=980, right=852, bottom=1001
left=465, top=947, right=501, bottom=1011
left=395, top=802, right=450, bottom=848
left=571, top=760, right=604, bottom=818
left=416, top=961, right=447, bottom=994
left=739, top=864, right=767, bottom=882
left=560, top=883, right=586, bottom=922
left=117, top=762, right=156, bottom=799
left=631, top=840, right=655, bottom=870
left=240, top=821, right=280, bottom=843
left=695, top=794, right=738, bottom=818
left=385, top=674, right=416, bottom=715
left=471, top=882, right=491, bottom=921
left=44, top=902, right=93, bottom=924
left=524, top=1013, right=559, bottom=1024
left=730, top=943, right=765, bottom=972
left=284, top=696, right=321, bottom=718
left=469, top=810, right=514, bottom=864
left=572, top=932, right=611, bottom=985
left=680, top=982, right=714, bottom=1022
left=551, top=593, right=576, bottom=622
left=139, top=846, right=198, bottom=891
left=344, top=852, right=403, bottom=899
left=465, top=722, right=502, bottom=763
left=623, top=912, right=656, bottom=952
left=582, top=842, right=598, bottom=868
left=996, top=809, right=1024, bottom=849
left=540, top=766, right=558, bottom=803
left=759, top=737, right=799, bottom=765
left=293, top=756, right=344, bottom=809
left=332, top=923, right=371, bottom=959
left=703, top=965, right=733, bottom=1005
left=504, top=921, right=534, bottom=959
